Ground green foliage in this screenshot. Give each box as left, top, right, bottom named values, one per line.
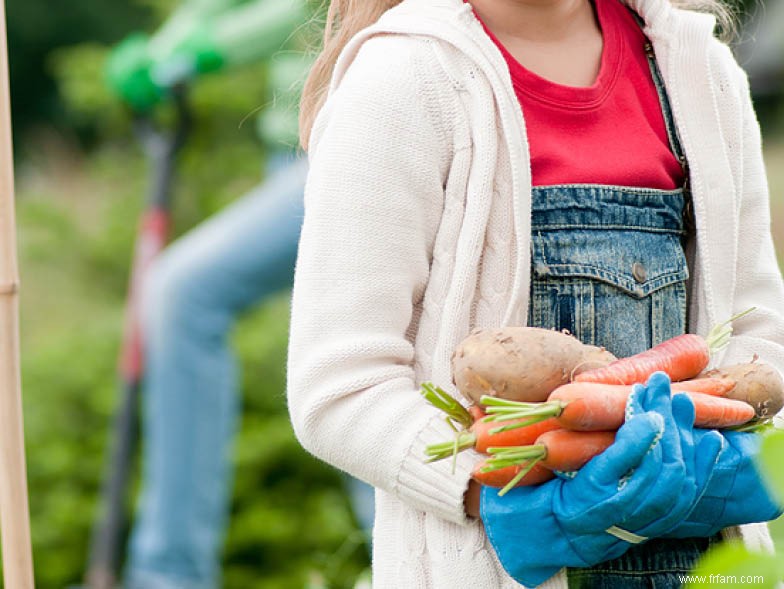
left=47, top=44, right=131, bottom=139
left=50, top=35, right=271, bottom=147
left=758, top=431, right=784, bottom=528
left=687, top=543, right=782, bottom=588
left=6, top=0, right=153, bottom=141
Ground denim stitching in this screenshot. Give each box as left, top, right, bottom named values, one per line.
left=533, top=264, right=688, bottom=297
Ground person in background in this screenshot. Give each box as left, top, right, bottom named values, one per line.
left=107, top=1, right=373, bottom=587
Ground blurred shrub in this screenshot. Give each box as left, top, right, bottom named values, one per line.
left=18, top=137, right=369, bottom=589
left=6, top=0, right=152, bottom=143
left=17, top=19, right=370, bottom=587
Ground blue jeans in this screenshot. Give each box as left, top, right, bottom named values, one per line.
left=566, top=536, right=723, bottom=589
left=124, top=153, right=307, bottom=589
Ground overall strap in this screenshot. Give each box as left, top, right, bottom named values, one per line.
left=628, top=8, right=696, bottom=234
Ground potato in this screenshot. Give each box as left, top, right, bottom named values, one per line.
left=451, top=327, right=616, bottom=404
left=701, top=361, right=784, bottom=419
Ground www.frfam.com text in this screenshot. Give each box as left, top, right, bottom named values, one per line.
left=678, top=574, right=766, bottom=586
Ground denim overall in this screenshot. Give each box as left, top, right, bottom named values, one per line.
left=526, top=30, right=722, bottom=589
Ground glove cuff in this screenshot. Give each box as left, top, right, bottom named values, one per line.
left=481, top=484, right=587, bottom=586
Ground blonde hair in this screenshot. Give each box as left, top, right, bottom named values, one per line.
left=299, top=0, right=403, bottom=149
left=299, top=0, right=736, bottom=150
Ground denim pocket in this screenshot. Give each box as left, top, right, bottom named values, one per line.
left=528, top=229, right=688, bottom=358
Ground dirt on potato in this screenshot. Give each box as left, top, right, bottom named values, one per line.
left=702, top=361, right=784, bottom=419
left=451, top=327, right=616, bottom=405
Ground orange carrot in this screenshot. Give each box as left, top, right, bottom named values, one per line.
left=574, top=333, right=710, bottom=385
left=552, top=385, right=754, bottom=430
left=573, top=310, right=754, bottom=385
left=472, top=416, right=561, bottom=453
left=420, top=383, right=560, bottom=462
left=481, top=430, right=616, bottom=495
left=686, top=391, right=757, bottom=428
left=482, top=382, right=756, bottom=433
left=425, top=416, right=561, bottom=462
left=549, top=383, right=629, bottom=430
left=472, top=458, right=555, bottom=489
left=671, top=377, right=736, bottom=397
left=519, top=429, right=616, bottom=472
left=468, top=405, right=486, bottom=421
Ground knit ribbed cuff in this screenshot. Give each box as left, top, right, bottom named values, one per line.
left=732, top=523, right=776, bottom=554
left=720, top=525, right=743, bottom=543
left=395, top=412, right=480, bottom=526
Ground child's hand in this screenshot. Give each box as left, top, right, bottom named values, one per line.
left=664, top=428, right=783, bottom=538
left=582, top=373, right=724, bottom=540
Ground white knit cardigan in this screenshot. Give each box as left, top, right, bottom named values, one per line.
left=287, top=0, right=784, bottom=586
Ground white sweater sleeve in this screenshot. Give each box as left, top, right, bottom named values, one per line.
left=719, top=65, right=784, bottom=380
left=287, top=37, right=477, bottom=525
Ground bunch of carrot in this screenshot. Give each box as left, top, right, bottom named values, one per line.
left=423, top=313, right=784, bottom=496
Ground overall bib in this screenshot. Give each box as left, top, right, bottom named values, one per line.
left=526, top=30, right=723, bottom=589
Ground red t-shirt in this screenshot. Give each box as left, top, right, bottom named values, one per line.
left=471, top=0, right=684, bottom=189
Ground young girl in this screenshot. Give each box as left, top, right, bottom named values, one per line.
left=287, top=0, right=784, bottom=586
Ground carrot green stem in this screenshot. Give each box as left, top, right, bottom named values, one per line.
left=451, top=435, right=459, bottom=474
left=727, top=418, right=773, bottom=433
left=480, top=445, right=548, bottom=496
left=480, top=396, right=543, bottom=408
left=705, top=307, right=756, bottom=353
left=420, top=382, right=473, bottom=430
left=424, top=431, right=478, bottom=462
left=486, top=444, right=547, bottom=464
left=498, top=460, right=540, bottom=496
left=479, top=395, right=567, bottom=434
left=484, top=405, right=563, bottom=418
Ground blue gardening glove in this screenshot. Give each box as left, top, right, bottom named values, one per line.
left=480, top=372, right=724, bottom=587
left=481, top=412, right=663, bottom=586
left=664, top=429, right=784, bottom=538
left=614, top=374, right=724, bottom=539
left=556, top=373, right=722, bottom=542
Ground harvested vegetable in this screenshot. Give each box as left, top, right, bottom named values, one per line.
left=574, top=309, right=754, bottom=386
left=482, top=381, right=756, bottom=432
left=701, top=361, right=784, bottom=419
left=452, top=327, right=616, bottom=404
left=472, top=459, right=555, bottom=489
left=425, top=416, right=561, bottom=462
left=420, top=382, right=474, bottom=431
left=482, top=429, right=616, bottom=495
left=671, top=377, right=736, bottom=397
left=421, top=382, right=560, bottom=461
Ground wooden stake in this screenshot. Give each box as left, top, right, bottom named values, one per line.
left=0, top=1, right=35, bottom=587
